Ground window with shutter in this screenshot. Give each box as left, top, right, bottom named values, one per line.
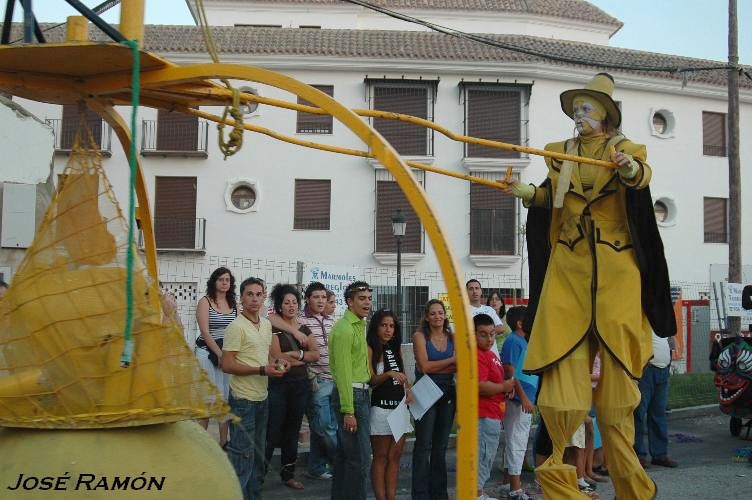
left=61, top=104, right=102, bottom=150
left=703, top=197, right=728, bottom=243
left=466, top=87, right=522, bottom=158
left=156, top=109, right=199, bottom=151
left=371, top=82, right=433, bottom=156
left=294, top=179, right=331, bottom=230
left=470, top=178, right=516, bottom=255
left=154, top=177, right=197, bottom=249
left=702, top=111, right=727, bottom=157
left=375, top=178, right=423, bottom=253
left=297, top=85, right=334, bottom=134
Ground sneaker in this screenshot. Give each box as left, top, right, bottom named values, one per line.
left=509, top=489, right=532, bottom=499
left=305, top=471, right=332, bottom=480
left=651, top=456, right=678, bottom=468
left=579, top=484, right=600, bottom=499
left=494, top=483, right=511, bottom=495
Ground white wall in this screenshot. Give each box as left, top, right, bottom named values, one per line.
left=18, top=64, right=751, bottom=290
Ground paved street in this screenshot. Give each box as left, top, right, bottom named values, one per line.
left=254, top=406, right=752, bottom=499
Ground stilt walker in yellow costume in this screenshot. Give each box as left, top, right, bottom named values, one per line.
left=504, top=73, right=676, bottom=499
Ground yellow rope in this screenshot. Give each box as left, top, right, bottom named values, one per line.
left=194, top=0, right=244, bottom=158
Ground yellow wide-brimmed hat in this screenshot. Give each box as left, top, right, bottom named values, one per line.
left=560, top=72, right=621, bottom=129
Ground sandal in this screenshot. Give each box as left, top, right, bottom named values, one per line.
left=284, top=479, right=304, bottom=490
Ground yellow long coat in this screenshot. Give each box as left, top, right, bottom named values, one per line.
left=523, top=135, right=654, bottom=378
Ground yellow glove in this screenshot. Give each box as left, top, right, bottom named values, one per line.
left=618, top=155, right=639, bottom=180
left=510, top=182, right=535, bottom=203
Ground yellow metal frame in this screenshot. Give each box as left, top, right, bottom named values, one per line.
left=0, top=44, right=480, bottom=498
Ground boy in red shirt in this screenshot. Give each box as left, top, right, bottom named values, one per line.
left=475, top=314, right=515, bottom=500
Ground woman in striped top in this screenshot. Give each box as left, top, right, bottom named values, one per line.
left=195, top=266, right=237, bottom=448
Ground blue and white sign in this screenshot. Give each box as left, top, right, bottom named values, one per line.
left=304, top=264, right=361, bottom=317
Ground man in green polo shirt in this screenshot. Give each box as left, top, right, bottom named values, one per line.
left=329, top=281, right=372, bottom=500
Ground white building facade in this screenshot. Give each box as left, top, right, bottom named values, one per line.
left=7, top=0, right=751, bottom=345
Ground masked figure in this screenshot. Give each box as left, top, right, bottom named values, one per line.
left=714, top=338, right=752, bottom=419
left=505, top=73, right=675, bottom=499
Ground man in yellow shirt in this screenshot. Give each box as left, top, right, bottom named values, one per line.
left=222, top=277, right=288, bottom=500
left=329, top=281, right=372, bottom=500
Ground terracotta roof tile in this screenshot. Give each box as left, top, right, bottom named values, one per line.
left=4, top=23, right=747, bottom=89
left=234, top=0, right=622, bottom=27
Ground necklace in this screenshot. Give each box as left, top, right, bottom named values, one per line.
left=242, top=310, right=261, bottom=326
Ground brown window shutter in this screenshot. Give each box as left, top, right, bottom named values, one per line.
left=470, top=181, right=515, bottom=254
left=294, top=179, right=331, bottom=230
left=375, top=180, right=422, bottom=253
left=702, top=111, right=726, bottom=157
left=466, top=88, right=521, bottom=158
left=61, top=104, right=102, bottom=150
left=154, top=176, right=197, bottom=248
left=703, top=197, right=727, bottom=243
left=156, top=109, right=199, bottom=151
left=297, top=85, right=334, bottom=134
left=373, top=86, right=428, bottom=156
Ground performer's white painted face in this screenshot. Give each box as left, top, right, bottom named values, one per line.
left=572, top=95, right=606, bottom=136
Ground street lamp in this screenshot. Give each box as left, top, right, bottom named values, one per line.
left=391, top=209, right=407, bottom=325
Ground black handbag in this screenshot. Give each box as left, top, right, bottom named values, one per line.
left=196, top=337, right=223, bottom=368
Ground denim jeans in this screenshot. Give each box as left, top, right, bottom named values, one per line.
left=412, top=385, right=456, bottom=500
left=307, top=378, right=339, bottom=476
left=331, top=387, right=371, bottom=500
left=634, top=363, right=670, bottom=459
left=477, top=417, right=502, bottom=490
left=227, top=392, right=269, bottom=500
left=266, top=379, right=311, bottom=481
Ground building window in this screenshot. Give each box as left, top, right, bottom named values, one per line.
left=704, top=196, right=728, bottom=243
left=370, top=80, right=435, bottom=156
left=294, top=179, right=331, bottom=230
left=470, top=174, right=517, bottom=255
left=231, top=185, right=257, bottom=211
left=372, top=285, right=429, bottom=342
left=702, top=111, right=727, bottom=156
left=47, top=104, right=110, bottom=153
left=154, top=176, right=201, bottom=249
left=374, top=170, right=423, bottom=253
left=653, top=200, right=668, bottom=223
left=464, top=85, right=528, bottom=158
left=155, top=109, right=203, bottom=152
left=297, top=85, right=334, bottom=134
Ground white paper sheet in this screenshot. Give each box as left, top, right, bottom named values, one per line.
left=408, top=375, right=443, bottom=421
left=386, top=399, right=413, bottom=442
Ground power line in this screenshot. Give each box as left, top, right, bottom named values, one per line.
left=340, top=0, right=742, bottom=77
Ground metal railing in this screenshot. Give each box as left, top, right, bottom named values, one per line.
left=45, top=118, right=112, bottom=153
left=139, top=217, right=207, bottom=251
left=141, top=120, right=209, bottom=155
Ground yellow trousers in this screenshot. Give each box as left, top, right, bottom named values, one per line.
left=535, top=338, right=656, bottom=500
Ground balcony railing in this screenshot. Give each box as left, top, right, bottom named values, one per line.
left=45, top=118, right=112, bottom=155
left=139, top=217, right=207, bottom=251
left=141, top=120, right=209, bottom=157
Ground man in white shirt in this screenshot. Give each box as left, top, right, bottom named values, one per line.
left=466, top=279, right=510, bottom=357
left=634, top=332, right=678, bottom=468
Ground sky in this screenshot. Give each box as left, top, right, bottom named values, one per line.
left=11, top=0, right=751, bottom=64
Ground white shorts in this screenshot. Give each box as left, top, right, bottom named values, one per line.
left=196, top=347, right=230, bottom=401
left=370, top=406, right=392, bottom=435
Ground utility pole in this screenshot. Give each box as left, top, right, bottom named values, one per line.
left=727, top=0, right=742, bottom=337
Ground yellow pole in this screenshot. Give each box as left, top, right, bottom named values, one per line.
left=119, top=0, right=145, bottom=47
left=65, top=16, right=88, bottom=42
left=87, top=101, right=159, bottom=283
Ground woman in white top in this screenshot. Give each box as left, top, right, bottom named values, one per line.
left=195, top=266, right=237, bottom=448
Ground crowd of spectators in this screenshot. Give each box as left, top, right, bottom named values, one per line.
left=187, top=269, right=676, bottom=500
